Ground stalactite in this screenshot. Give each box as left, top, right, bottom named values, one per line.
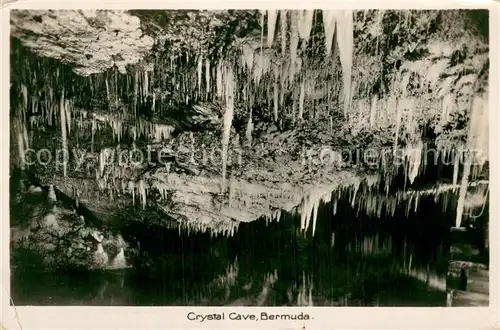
left=289, top=12, right=299, bottom=83
left=151, top=91, right=156, bottom=114
left=114, top=70, right=118, bottom=109
left=394, top=98, right=401, bottom=149
left=133, top=70, right=139, bottom=119
left=456, top=95, right=488, bottom=227
left=323, top=10, right=337, bottom=56
left=280, top=10, right=287, bottom=54
left=267, top=10, right=278, bottom=47
left=351, top=181, right=360, bottom=207
left=128, top=180, right=136, bottom=205
left=253, top=53, right=272, bottom=84
left=22, top=118, right=29, bottom=156
left=300, top=189, right=332, bottom=236
left=216, top=63, right=223, bottom=98
left=260, top=10, right=265, bottom=61
left=452, top=152, right=460, bottom=185
left=65, top=100, right=72, bottom=135
left=197, top=55, right=203, bottom=96
left=370, top=94, right=378, bottom=127
left=297, top=10, right=315, bottom=42
left=298, top=78, right=305, bottom=120
left=91, top=116, right=96, bottom=152
left=242, top=44, right=254, bottom=73
left=105, top=76, right=111, bottom=110
left=245, top=108, right=254, bottom=146
left=440, top=93, right=454, bottom=125
left=273, top=82, right=279, bottom=122
left=59, top=90, right=68, bottom=178
left=138, top=179, right=147, bottom=209
left=455, top=161, right=471, bottom=228
left=405, top=194, right=413, bottom=217
left=222, top=64, right=235, bottom=188
left=14, top=84, right=30, bottom=170
left=205, top=58, right=211, bottom=99
left=14, top=116, right=26, bottom=170
left=335, top=10, right=354, bottom=115
left=89, top=75, right=94, bottom=97
left=414, top=193, right=420, bottom=213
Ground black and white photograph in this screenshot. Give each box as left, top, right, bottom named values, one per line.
left=6, top=7, right=492, bottom=313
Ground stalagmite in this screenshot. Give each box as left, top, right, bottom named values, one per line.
left=407, top=140, right=423, bottom=184
left=108, top=247, right=127, bottom=269
left=93, top=242, right=109, bottom=269
left=267, top=10, right=277, bottom=47
left=47, top=184, right=57, bottom=203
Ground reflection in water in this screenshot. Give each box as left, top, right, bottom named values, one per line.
left=11, top=190, right=451, bottom=306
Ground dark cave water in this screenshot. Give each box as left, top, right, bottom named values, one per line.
left=11, top=192, right=453, bottom=307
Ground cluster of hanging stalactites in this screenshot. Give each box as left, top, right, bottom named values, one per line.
left=295, top=169, right=489, bottom=238
left=264, top=209, right=283, bottom=226
left=240, top=10, right=354, bottom=124
left=15, top=82, right=74, bottom=177
left=86, top=110, right=175, bottom=144
left=158, top=216, right=240, bottom=237
left=177, top=219, right=239, bottom=238
left=94, top=172, right=245, bottom=236
left=297, top=175, right=370, bottom=237
left=12, top=84, right=30, bottom=170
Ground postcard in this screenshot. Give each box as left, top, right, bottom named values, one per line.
left=1, top=2, right=498, bottom=329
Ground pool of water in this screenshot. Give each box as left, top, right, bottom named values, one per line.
left=11, top=193, right=451, bottom=306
